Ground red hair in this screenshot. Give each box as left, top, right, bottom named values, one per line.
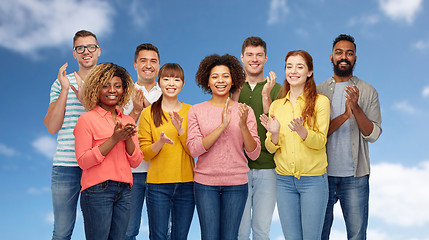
left=278, top=50, right=318, bottom=130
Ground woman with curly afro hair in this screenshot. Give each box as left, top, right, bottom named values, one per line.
left=73, top=63, right=143, bottom=240
left=186, top=54, right=261, bottom=240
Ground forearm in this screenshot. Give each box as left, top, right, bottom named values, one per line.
left=129, top=108, right=143, bottom=123
left=202, top=124, right=226, bottom=151
left=98, top=136, right=120, bottom=156
left=262, top=94, right=272, bottom=114
left=352, top=106, right=374, bottom=137
left=125, top=138, right=136, bottom=155
left=328, top=114, right=349, bottom=136
left=151, top=138, right=165, bottom=153
left=44, top=90, right=69, bottom=134
left=240, top=125, right=257, bottom=152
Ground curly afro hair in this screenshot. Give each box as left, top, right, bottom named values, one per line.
left=195, top=54, right=245, bottom=94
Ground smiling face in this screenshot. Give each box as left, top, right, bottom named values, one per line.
left=134, top=50, right=160, bottom=84
left=159, top=76, right=184, bottom=99
left=241, top=45, right=267, bottom=77
left=208, top=65, right=233, bottom=97
left=99, top=76, right=123, bottom=111
left=285, top=55, right=313, bottom=89
left=331, top=40, right=357, bottom=77
left=73, top=36, right=100, bottom=70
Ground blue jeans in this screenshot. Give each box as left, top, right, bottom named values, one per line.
left=238, top=169, right=276, bottom=240
left=147, top=182, right=195, bottom=240
left=51, top=166, right=82, bottom=240
left=125, top=173, right=147, bottom=240
left=276, top=174, right=328, bottom=240
left=194, top=182, right=248, bottom=240
left=322, top=175, right=369, bottom=240
left=80, top=180, right=132, bottom=240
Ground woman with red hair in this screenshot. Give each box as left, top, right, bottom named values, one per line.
left=260, top=50, right=330, bottom=240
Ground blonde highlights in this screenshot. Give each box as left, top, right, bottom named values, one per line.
left=82, top=63, right=134, bottom=111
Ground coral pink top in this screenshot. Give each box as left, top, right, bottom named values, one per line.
left=74, top=106, right=143, bottom=191
left=186, top=101, right=261, bottom=186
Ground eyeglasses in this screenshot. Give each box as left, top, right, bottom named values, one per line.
left=74, top=44, right=99, bottom=54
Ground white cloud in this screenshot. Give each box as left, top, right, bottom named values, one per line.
left=392, top=100, right=417, bottom=114
left=45, top=212, right=54, bottom=224
left=0, top=0, right=114, bottom=55
left=378, top=0, right=422, bottom=24
left=371, top=161, right=429, bottom=227
left=32, top=135, right=57, bottom=159
left=267, top=0, right=289, bottom=25
left=272, top=205, right=280, bottom=222
left=0, top=143, right=18, bottom=157
left=129, top=0, right=150, bottom=27
left=423, top=86, right=429, bottom=97
left=412, top=40, right=429, bottom=50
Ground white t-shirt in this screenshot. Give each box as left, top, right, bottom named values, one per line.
left=124, top=82, right=162, bottom=173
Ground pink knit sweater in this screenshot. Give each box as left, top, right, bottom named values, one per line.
left=186, top=101, right=261, bottom=186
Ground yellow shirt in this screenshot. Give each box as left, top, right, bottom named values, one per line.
left=265, top=93, right=330, bottom=179
left=138, top=103, right=194, bottom=184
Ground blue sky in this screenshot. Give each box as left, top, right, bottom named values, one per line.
left=1, top=0, right=429, bottom=239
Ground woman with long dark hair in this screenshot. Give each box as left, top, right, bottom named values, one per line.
left=138, top=63, right=194, bottom=240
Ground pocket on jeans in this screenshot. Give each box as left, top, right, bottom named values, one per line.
left=86, top=181, right=109, bottom=193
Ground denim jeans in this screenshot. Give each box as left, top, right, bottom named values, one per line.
left=51, top=166, right=82, bottom=240
left=194, top=182, right=248, bottom=240
left=238, top=169, right=276, bottom=240
left=322, top=175, right=369, bottom=240
left=125, top=173, right=147, bottom=240
left=147, top=182, right=195, bottom=240
left=276, top=174, right=328, bottom=240
left=80, top=180, right=132, bottom=240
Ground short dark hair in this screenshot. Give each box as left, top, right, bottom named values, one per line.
left=73, top=30, right=98, bottom=47
left=195, top=54, right=245, bottom=94
left=332, top=34, right=356, bottom=50
left=241, top=36, right=267, bottom=55
left=134, top=43, right=160, bottom=62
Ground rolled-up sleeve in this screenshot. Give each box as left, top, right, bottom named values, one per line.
left=362, top=90, right=382, bottom=143
left=127, top=133, right=143, bottom=168
left=74, top=117, right=105, bottom=170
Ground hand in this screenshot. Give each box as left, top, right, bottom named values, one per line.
left=143, top=94, right=151, bottom=108
left=70, top=72, right=84, bottom=104
left=112, top=120, right=136, bottom=142
left=262, top=71, right=277, bottom=97
left=221, top=98, right=232, bottom=128
left=259, top=114, right=280, bottom=135
left=344, top=99, right=352, bottom=118
left=345, top=85, right=359, bottom=112
left=159, top=131, right=174, bottom=145
left=288, top=116, right=308, bottom=140
left=57, top=63, right=70, bottom=90
left=238, top=103, right=249, bottom=127
left=230, top=85, right=242, bottom=102
left=169, top=111, right=185, bottom=135
left=133, top=89, right=145, bottom=112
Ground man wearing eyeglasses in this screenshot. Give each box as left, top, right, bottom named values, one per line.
left=44, top=30, right=100, bottom=240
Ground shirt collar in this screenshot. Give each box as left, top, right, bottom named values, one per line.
left=328, top=76, right=359, bottom=86
left=94, top=105, right=123, bottom=118
left=282, top=91, right=305, bottom=104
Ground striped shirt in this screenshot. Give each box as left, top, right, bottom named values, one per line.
left=49, top=73, right=85, bottom=166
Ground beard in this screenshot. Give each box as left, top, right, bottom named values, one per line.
left=333, top=59, right=355, bottom=77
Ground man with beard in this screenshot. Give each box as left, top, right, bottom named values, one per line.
left=317, top=34, right=382, bottom=240
left=232, top=36, right=281, bottom=240
left=44, top=30, right=101, bottom=240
